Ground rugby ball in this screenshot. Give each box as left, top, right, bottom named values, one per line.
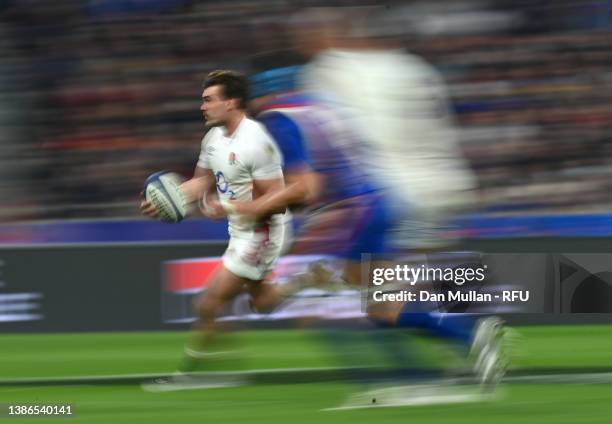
left=144, top=171, right=188, bottom=223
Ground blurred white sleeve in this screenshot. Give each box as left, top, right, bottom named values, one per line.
left=250, top=131, right=284, bottom=180
left=196, top=130, right=215, bottom=170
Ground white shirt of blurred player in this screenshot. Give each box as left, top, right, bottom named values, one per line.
left=197, top=117, right=285, bottom=236
left=301, top=49, right=477, bottom=214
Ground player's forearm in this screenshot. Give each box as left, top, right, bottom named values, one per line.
left=180, top=174, right=220, bottom=218
left=181, top=167, right=215, bottom=203
left=252, top=171, right=323, bottom=216
left=252, top=181, right=308, bottom=216
left=180, top=177, right=207, bottom=203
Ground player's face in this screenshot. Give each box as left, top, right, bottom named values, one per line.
left=201, top=85, right=232, bottom=127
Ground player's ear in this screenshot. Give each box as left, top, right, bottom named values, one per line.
left=227, top=98, right=239, bottom=111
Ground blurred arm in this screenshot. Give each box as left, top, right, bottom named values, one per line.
left=180, top=166, right=213, bottom=203
left=181, top=166, right=225, bottom=219
left=233, top=170, right=322, bottom=219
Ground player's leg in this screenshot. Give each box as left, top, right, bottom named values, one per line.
left=144, top=227, right=286, bottom=392
left=248, top=279, right=286, bottom=313
left=178, top=226, right=285, bottom=373
left=380, top=204, right=508, bottom=386
left=469, top=316, right=507, bottom=388
left=339, top=192, right=425, bottom=377
left=388, top=301, right=506, bottom=386
left=246, top=205, right=355, bottom=314
left=178, top=265, right=253, bottom=372
left=141, top=262, right=256, bottom=391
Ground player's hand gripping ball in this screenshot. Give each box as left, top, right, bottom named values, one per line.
left=143, top=171, right=188, bottom=223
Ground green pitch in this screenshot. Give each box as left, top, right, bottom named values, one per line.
left=1, top=325, right=611, bottom=423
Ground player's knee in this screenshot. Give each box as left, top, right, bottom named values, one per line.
left=245, top=280, right=279, bottom=314
left=195, top=290, right=222, bottom=320
left=249, top=295, right=274, bottom=314
left=249, top=296, right=264, bottom=313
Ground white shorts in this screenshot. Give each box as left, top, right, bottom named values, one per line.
left=223, top=220, right=286, bottom=281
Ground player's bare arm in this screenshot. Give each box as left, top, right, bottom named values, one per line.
left=232, top=171, right=322, bottom=219
left=180, top=166, right=225, bottom=219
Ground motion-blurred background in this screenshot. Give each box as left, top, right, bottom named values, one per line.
left=2, top=0, right=612, bottom=223
left=1, top=1, right=612, bottom=422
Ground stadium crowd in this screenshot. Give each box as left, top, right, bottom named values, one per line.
left=1, top=0, right=612, bottom=221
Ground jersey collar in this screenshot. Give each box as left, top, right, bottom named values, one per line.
left=222, top=115, right=247, bottom=139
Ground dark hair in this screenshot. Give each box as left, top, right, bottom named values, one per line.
left=203, top=70, right=249, bottom=110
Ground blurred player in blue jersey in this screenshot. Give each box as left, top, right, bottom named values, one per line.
left=232, top=49, right=394, bottom=291
left=235, top=6, right=508, bottom=388
left=231, top=52, right=422, bottom=382
left=291, top=6, right=508, bottom=388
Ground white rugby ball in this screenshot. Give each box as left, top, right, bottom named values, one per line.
left=144, top=171, right=188, bottom=223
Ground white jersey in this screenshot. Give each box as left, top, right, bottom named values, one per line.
left=301, top=48, right=477, bottom=214
left=197, top=117, right=285, bottom=236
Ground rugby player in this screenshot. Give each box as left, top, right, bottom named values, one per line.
left=141, top=70, right=289, bottom=379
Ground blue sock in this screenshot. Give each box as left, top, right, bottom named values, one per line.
left=396, top=303, right=475, bottom=346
